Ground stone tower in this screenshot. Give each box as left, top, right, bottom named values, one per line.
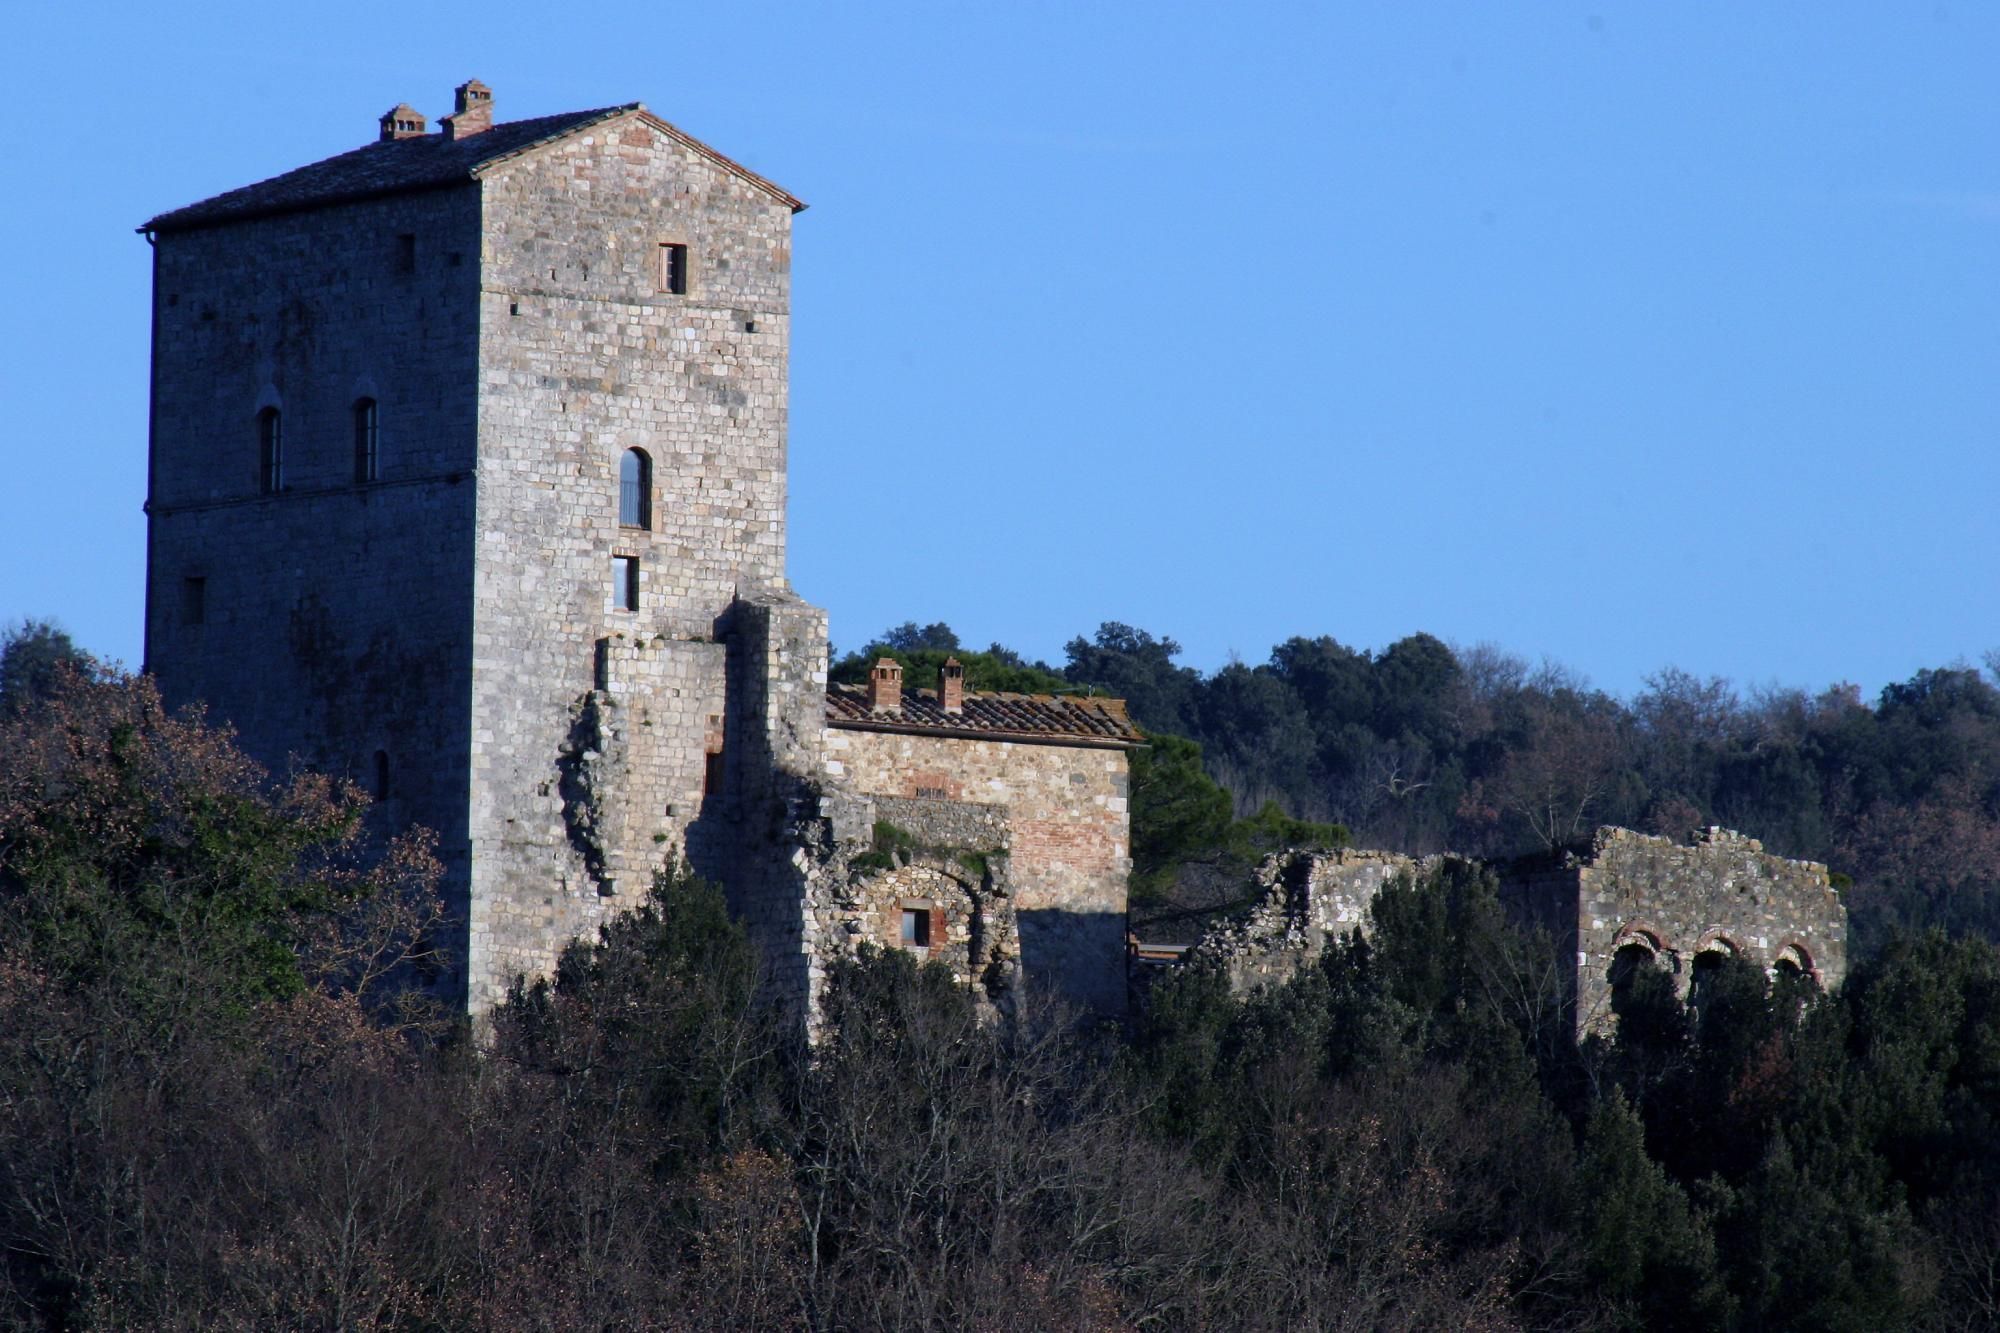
left=140, top=82, right=825, bottom=1015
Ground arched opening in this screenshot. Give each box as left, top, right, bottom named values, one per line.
left=1688, top=938, right=1737, bottom=1020
left=256, top=407, right=283, bottom=494
left=1609, top=940, right=1658, bottom=992
left=353, top=398, right=379, bottom=482
left=619, top=448, right=651, bottom=528
left=1773, top=942, right=1818, bottom=993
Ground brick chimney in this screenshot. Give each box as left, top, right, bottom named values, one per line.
left=867, top=658, right=903, bottom=713
left=940, top=657, right=965, bottom=714
left=442, top=79, right=494, bottom=140
left=378, top=103, right=428, bottom=141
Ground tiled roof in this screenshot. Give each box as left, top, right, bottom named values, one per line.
left=141, top=105, right=804, bottom=234
left=825, top=685, right=1145, bottom=748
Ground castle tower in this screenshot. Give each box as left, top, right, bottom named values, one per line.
left=139, top=83, right=819, bottom=1015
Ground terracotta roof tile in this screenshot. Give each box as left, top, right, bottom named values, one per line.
left=826, top=684, right=1144, bottom=747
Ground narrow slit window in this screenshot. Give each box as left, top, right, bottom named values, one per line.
left=658, top=243, right=689, bottom=295
left=180, top=576, right=206, bottom=626
left=619, top=448, right=651, bottom=528
left=396, top=233, right=416, bottom=274
left=353, top=398, right=379, bottom=482
left=612, top=555, right=639, bottom=612
left=704, top=748, right=725, bottom=797
left=373, top=749, right=390, bottom=800
left=257, top=407, right=283, bottom=494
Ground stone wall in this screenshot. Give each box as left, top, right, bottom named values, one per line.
left=144, top=187, right=486, bottom=1006
left=1177, top=827, right=1849, bottom=1042
left=1506, top=826, right=1848, bottom=1036
left=1182, top=847, right=1434, bottom=993
left=823, top=728, right=1131, bottom=1014
left=464, top=110, right=799, bottom=1015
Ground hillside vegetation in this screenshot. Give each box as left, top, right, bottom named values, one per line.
left=0, top=619, right=1994, bottom=1327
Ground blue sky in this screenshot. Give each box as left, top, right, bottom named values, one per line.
left=1, top=2, right=1993, bottom=700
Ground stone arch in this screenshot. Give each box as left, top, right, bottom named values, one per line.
left=846, top=851, right=1019, bottom=1008
left=1608, top=922, right=1671, bottom=995
left=1688, top=931, right=1741, bottom=1018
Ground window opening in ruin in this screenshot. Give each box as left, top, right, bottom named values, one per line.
left=1688, top=948, right=1730, bottom=1023
left=374, top=750, right=390, bottom=800
left=396, top=233, right=416, bottom=274
left=180, top=576, right=205, bottom=627
left=256, top=407, right=283, bottom=494
left=1608, top=940, right=1662, bottom=1019
left=658, top=243, right=689, bottom=295
left=901, top=907, right=931, bottom=949
left=353, top=398, right=379, bottom=482
left=612, top=555, right=639, bottom=612
left=704, top=748, right=725, bottom=798
left=619, top=448, right=652, bottom=528
left=915, top=786, right=947, bottom=800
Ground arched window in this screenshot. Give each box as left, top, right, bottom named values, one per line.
left=257, top=407, right=283, bottom=494
left=353, top=398, right=379, bottom=482
left=619, top=448, right=651, bottom=528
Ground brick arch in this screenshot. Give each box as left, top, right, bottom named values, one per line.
left=1613, top=922, right=1674, bottom=955
left=1694, top=929, right=1741, bottom=957
left=1773, top=939, right=1821, bottom=985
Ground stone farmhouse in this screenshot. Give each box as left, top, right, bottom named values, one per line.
left=139, top=81, right=1143, bottom=1023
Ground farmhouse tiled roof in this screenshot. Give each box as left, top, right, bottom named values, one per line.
left=825, top=685, right=1145, bottom=748
left=141, top=104, right=804, bottom=234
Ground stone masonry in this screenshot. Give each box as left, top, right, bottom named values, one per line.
left=1500, top=825, right=1847, bottom=1036
left=1183, top=827, right=1848, bottom=1038
left=139, top=82, right=1142, bottom=1026
left=823, top=677, right=1139, bottom=1015
left=1182, top=846, right=1445, bottom=993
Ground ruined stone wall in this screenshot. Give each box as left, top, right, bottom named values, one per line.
left=145, top=188, right=485, bottom=1004
left=1179, top=828, right=1847, bottom=1040
left=463, top=112, right=797, bottom=1014
left=1183, top=848, right=1432, bottom=993
left=1512, top=826, right=1848, bottom=1036
left=822, top=728, right=1130, bottom=1013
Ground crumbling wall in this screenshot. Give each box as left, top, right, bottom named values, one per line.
left=1515, top=826, right=1849, bottom=1036
left=1183, top=847, right=1434, bottom=993
left=1178, top=828, right=1848, bottom=1041
left=824, top=728, right=1130, bottom=1014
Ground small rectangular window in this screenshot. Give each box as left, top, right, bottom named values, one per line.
left=180, top=576, right=206, bottom=626
left=704, top=748, right=725, bottom=797
left=612, top=555, right=639, bottom=612
left=353, top=399, right=379, bottom=482
left=396, top=233, right=416, bottom=274
left=658, top=243, right=689, bottom=295
left=257, top=408, right=283, bottom=494
left=901, top=907, right=931, bottom=949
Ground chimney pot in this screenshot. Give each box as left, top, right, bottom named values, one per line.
left=443, top=79, right=494, bottom=140
left=378, top=103, right=428, bottom=142
left=940, top=657, right=965, bottom=714
left=866, top=657, right=903, bottom=714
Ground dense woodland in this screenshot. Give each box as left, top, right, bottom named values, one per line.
left=1, top=619, right=1998, bottom=1329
